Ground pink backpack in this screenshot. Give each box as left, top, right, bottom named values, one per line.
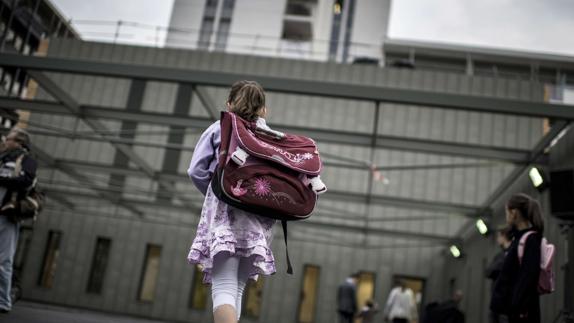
left=518, top=231, right=555, bottom=294
left=211, top=112, right=326, bottom=274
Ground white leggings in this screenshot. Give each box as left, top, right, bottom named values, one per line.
left=211, top=253, right=252, bottom=320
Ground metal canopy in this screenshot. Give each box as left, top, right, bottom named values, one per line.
left=0, top=51, right=567, bottom=242
left=1, top=53, right=574, bottom=119
left=40, top=158, right=482, bottom=216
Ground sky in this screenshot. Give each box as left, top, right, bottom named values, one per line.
left=51, top=0, right=574, bottom=56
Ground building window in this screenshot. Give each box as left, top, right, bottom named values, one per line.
left=14, top=35, right=23, bottom=51
left=356, top=271, right=376, bottom=311
left=282, top=0, right=315, bottom=42
left=37, top=230, right=62, bottom=288
left=329, top=0, right=345, bottom=60
left=86, top=237, right=112, bottom=294
left=137, top=244, right=162, bottom=302
left=198, top=0, right=219, bottom=49
left=341, top=0, right=355, bottom=63
left=297, top=265, right=320, bottom=323
left=329, top=0, right=355, bottom=62
left=198, top=17, right=214, bottom=49
left=214, top=0, right=235, bottom=50
left=286, top=1, right=313, bottom=16
left=188, top=265, right=209, bottom=310
left=214, top=17, right=231, bottom=51
left=242, top=277, right=264, bottom=319
left=282, top=20, right=313, bottom=42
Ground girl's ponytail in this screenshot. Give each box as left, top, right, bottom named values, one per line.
left=527, top=198, right=545, bottom=234
left=507, top=193, right=545, bottom=233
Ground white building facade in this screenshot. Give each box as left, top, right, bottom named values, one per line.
left=166, top=0, right=391, bottom=62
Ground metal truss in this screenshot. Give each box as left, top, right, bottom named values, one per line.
left=1, top=52, right=571, bottom=241
left=456, top=120, right=571, bottom=239
left=40, top=158, right=483, bottom=217
left=0, top=97, right=532, bottom=162
left=44, top=186, right=454, bottom=243
left=32, top=143, right=142, bottom=216
left=25, top=71, right=198, bottom=212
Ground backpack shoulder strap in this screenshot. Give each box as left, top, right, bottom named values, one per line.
left=281, top=220, right=293, bottom=275
left=518, top=231, right=536, bottom=264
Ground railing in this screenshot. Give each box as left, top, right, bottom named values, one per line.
left=67, top=20, right=574, bottom=88
left=70, top=19, right=383, bottom=63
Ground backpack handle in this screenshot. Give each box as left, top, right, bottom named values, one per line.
left=255, top=126, right=285, bottom=140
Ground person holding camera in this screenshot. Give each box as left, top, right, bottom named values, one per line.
left=0, top=128, right=37, bottom=314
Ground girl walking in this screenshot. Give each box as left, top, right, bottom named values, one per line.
left=490, top=193, right=544, bottom=323
left=187, top=80, right=276, bottom=323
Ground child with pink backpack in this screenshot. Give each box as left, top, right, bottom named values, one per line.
left=490, top=193, right=555, bottom=323
left=187, top=80, right=325, bottom=323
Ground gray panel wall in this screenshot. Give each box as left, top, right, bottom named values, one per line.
left=19, top=38, right=549, bottom=322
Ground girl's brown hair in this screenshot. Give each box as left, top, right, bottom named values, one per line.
left=226, top=80, right=266, bottom=121
left=507, top=193, right=545, bottom=233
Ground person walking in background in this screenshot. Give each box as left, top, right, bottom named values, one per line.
left=383, top=279, right=418, bottom=323
left=491, top=193, right=544, bottom=323
left=337, top=272, right=359, bottom=323
left=0, top=129, right=37, bottom=314
left=187, top=81, right=277, bottom=323
left=357, top=299, right=379, bottom=323
left=486, top=226, right=513, bottom=323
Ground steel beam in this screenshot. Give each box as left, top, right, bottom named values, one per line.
left=457, top=120, right=571, bottom=239
left=1, top=53, right=573, bottom=119
left=32, top=143, right=143, bottom=216
left=42, top=159, right=482, bottom=216
left=327, top=190, right=480, bottom=215
left=44, top=186, right=453, bottom=242
left=0, top=97, right=531, bottom=162
left=193, top=85, right=220, bottom=121
left=25, top=72, right=197, bottom=211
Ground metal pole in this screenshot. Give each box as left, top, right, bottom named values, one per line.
left=155, top=25, right=159, bottom=47
left=114, top=20, right=122, bottom=43
left=63, top=18, right=71, bottom=38
left=567, top=225, right=574, bottom=314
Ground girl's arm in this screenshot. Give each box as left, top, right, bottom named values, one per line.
left=187, top=122, right=221, bottom=195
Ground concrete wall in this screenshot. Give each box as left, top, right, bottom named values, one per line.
left=349, top=0, right=390, bottom=61
left=17, top=38, right=550, bottom=322
left=165, top=0, right=205, bottom=49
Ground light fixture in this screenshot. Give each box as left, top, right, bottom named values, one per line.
left=449, top=245, right=461, bottom=258
left=476, top=218, right=489, bottom=235
left=334, top=3, right=342, bottom=14
left=529, top=167, right=544, bottom=188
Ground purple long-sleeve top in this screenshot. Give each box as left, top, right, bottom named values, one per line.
left=187, top=121, right=221, bottom=195
left=186, top=120, right=277, bottom=284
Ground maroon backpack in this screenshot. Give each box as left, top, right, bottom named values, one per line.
left=211, top=111, right=325, bottom=274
